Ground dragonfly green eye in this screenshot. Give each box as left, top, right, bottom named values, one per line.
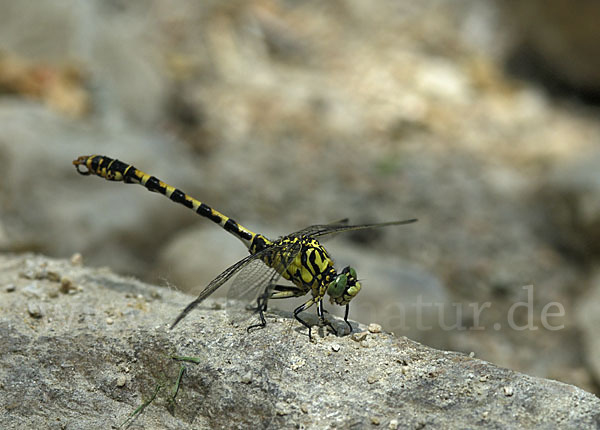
left=327, top=273, right=347, bottom=298
left=328, top=266, right=361, bottom=305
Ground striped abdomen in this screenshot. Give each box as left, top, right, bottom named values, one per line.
left=73, top=155, right=269, bottom=250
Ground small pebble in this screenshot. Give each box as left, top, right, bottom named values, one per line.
left=116, top=375, right=127, bottom=387
left=5, top=284, right=16, bottom=293
left=106, top=318, right=114, bottom=325
left=367, top=373, right=380, bottom=384
left=479, top=375, right=488, bottom=382
left=275, top=401, right=291, bottom=416
left=368, top=323, right=382, bottom=333
left=28, top=302, right=43, bottom=318
left=46, top=271, right=61, bottom=282
left=351, top=331, right=368, bottom=342
left=70, top=253, right=83, bottom=265
left=291, top=359, right=306, bottom=371
left=503, top=386, right=514, bottom=397
left=370, top=416, right=380, bottom=425
left=469, top=352, right=475, bottom=358
left=60, top=277, right=74, bottom=294
left=388, top=418, right=399, bottom=429
left=331, top=343, right=341, bottom=352
left=240, top=371, right=253, bottom=384
left=22, top=283, right=42, bottom=299
left=300, top=404, right=309, bottom=414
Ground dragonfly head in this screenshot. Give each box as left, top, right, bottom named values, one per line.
left=327, top=266, right=361, bottom=306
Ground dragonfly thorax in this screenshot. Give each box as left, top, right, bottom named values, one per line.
left=282, top=237, right=335, bottom=290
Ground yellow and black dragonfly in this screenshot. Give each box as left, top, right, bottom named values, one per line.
left=73, top=155, right=416, bottom=340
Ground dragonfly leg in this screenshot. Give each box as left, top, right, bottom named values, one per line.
left=317, top=300, right=337, bottom=336
left=247, top=285, right=311, bottom=334
left=246, top=293, right=269, bottom=333
left=293, top=298, right=319, bottom=341
left=343, top=304, right=352, bottom=334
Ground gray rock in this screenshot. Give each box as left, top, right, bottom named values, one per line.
left=1, top=254, right=598, bottom=429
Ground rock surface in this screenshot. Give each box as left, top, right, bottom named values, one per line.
left=1, top=254, right=598, bottom=429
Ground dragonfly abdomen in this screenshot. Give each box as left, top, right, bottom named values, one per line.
left=73, top=155, right=264, bottom=249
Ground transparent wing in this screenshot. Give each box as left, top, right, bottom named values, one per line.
left=285, top=218, right=349, bottom=238
left=226, top=259, right=283, bottom=326
left=170, top=246, right=275, bottom=329
left=226, top=239, right=303, bottom=325
left=292, top=218, right=417, bottom=239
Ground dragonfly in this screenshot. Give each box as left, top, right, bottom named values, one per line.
left=73, top=155, right=417, bottom=340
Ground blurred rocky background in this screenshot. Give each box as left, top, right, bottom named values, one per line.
left=1, top=0, right=599, bottom=397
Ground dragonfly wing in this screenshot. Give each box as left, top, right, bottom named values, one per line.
left=171, top=247, right=274, bottom=329
left=286, top=218, right=349, bottom=238
left=227, top=239, right=303, bottom=325
left=307, top=218, right=417, bottom=238
left=226, top=259, right=281, bottom=325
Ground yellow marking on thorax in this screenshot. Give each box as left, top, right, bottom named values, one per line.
left=280, top=239, right=335, bottom=295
